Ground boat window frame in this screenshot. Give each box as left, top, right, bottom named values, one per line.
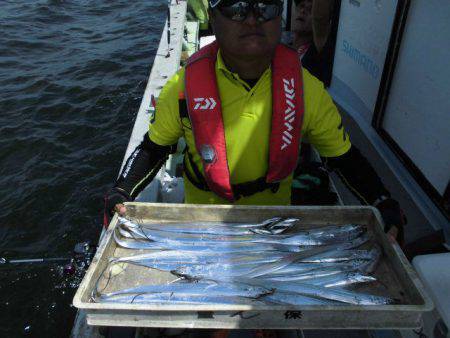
left=371, top=0, right=450, bottom=220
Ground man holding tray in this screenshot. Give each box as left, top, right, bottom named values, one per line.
left=105, top=0, right=405, bottom=243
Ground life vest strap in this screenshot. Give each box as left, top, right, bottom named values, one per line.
left=183, top=149, right=280, bottom=200
left=233, top=177, right=280, bottom=199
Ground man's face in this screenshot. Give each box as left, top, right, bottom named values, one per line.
left=292, top=0, right=312, bottom=33
left=210, top=2, right=282, bottom=61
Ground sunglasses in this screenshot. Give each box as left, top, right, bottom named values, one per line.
left=216, top=0, right=284, bottom=23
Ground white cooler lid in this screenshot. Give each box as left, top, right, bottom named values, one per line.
left=413, top=252, right=450, bottom=327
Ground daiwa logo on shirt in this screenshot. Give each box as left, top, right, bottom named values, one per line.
left=194, top=97, right=217, bottom=110
left=282, top=78, right=295, bottom=150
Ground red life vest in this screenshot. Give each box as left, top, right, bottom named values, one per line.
left=184, top=41, right=304, bottom=201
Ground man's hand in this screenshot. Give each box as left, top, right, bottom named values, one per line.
left=386, top=225, right=399, bottom=244
left=376, top=198, right=407, bottom=246
left=113, top=204, right=127, bottom=216
left=104, top=188, right=130, bottom=227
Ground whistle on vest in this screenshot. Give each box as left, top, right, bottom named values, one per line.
left=200, top=144, right=216, bottom=164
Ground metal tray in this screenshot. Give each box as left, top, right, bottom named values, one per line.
left=73, top=203, right=433, bottom=329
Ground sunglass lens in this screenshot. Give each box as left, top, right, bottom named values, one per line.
left=256, top=3, right=282, bottom=21
left=219, top=1, right=250, bottom=21
left=218, top=0, right=282, bottom=22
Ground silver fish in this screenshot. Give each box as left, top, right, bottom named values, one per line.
left=253, top=281, right=394, bottom=305
left=263, top=268, right=346, bottom=282
left=115, top=227, right=302, bottom=253
left=119, top=224, right=303, bottom=245
left=338, top=232, right=370, bottom=250
left=110, top=251, right=205, bottom=264
left=113, top=228, right=165, bottom=250
left=309, top=272, right=377, bottom=288
left=307, top=224, right=365, bottom=242
left=118, top=226, right=135, bottom=239
left=111, top=253, right=291, bottom=272
left=113, top=228, right=167, bottom=250
left=243, top=245, right=347, bottom=278
left=300, top=249, right=374, bottom=263
left=262, top=258, right=370, bottom=277
left=119, top=217, right=295, bottom=236
left=220, top=276, right=395, bottom=305
left=264, top=291, right=336, bottom=305
left=140, top=217, right=298, bottom=236
left=263, top=251, right=380, bottom=282
left=96, top=293, right=268, bottom=305
left=171, top=240, right=372, bottom=280
left=108, top=259, right=187, bottom=272
left=265, top=224, right=365, bottom=246
left=172, top=246, right=335, bottom=280
left=173, top=262, right=265, bottom=279
left=249, top=218, right=300, bottom=235
left=118, top=217, right=363, bottom=247
left=258, top=272, right=372, bottom=287
left=99, top=281, right=273, bottom=299
left=110, top=254, right=266, bottom=277
left=112, top=250, right=289, bottom=265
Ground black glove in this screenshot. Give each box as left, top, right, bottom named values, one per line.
left=103, top=187, right=131, bottom=227
left=375, top=198, right=407, bottom=245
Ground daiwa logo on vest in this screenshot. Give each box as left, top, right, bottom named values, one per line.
left=194, top=97, right=217, bottom=110
left=282, top=78, right=295, bottom=150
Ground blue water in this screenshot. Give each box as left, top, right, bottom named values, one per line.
left=0, top=1, right=166, bottom=336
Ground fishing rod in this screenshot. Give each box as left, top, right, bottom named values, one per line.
left=0, top=257, right=70, bottom=265
left=0, top=242, right=95, bottom=274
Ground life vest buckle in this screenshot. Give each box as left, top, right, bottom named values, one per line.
left=270, top=183, right=280, bottom=194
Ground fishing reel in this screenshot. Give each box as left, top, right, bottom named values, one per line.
left=63, top=241, right=96, bottom=275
